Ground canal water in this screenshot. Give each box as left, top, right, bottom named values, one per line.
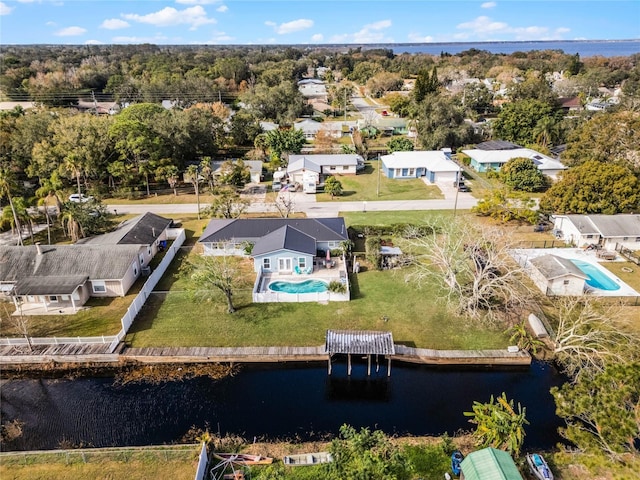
left=0, top=360, right=564, bottom=451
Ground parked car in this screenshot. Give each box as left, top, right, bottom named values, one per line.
left=69, top=193, right=94, bottom=203
left=381, top=110, right=389, bottom=116
left=457, top=183, right=470, bottom=192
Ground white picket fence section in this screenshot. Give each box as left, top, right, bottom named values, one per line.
left=0, top=229, right=185, bottom=353
left=194, top=442, right=209, bottom=480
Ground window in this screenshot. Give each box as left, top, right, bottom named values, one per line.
left=623, top=237, right=629, bottom=241
left=563, top=280, right=570, bottom=285
left=92, top=281, right=106, bottom=293
left=139, top=253, right=145, bottom=265
left=330, top=166, right=336, bottom=171
left=343, top=166, right=349, bottom=171
left=263, top=258, right=271, bottom=269
left=49, top=295, right=58, bottom=303
left=298, top=257, right=306, bottom=269
left=586, top=235, right=594, bottom=239
left=133, top=265, right=138, bottom=276
left=408, top=168, right=415, bottom=176
left=328, top=241, right=338, bottom=248
left=148, top=246, right=152, bottom=255
left=636, top=237, right=640, bottom=242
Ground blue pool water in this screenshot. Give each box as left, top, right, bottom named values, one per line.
left=269, top=279, right=328, bottom=294
left=570, top=259, right=620, bottom=291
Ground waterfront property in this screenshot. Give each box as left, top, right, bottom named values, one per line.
left=551, top=214, right=640, bottom=250
left=199, top=217, right=350, bottom=302
left=380, top=150, right=461, bottom=185
left=0, top=212, right=173, bottom=314
left=514, top=248, right=640, bottom=297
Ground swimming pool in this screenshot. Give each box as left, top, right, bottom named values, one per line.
left=570, top=259, right=620, bottom=291
left=268, top=279, right=328, bottom=294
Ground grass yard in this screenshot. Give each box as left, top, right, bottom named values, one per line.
left=0, top=291, right=132, bottom=338
left=0, top=445, right=200, bottom=480
left=341, top=209, right=464, bottom=227
left=126, top=259, right=509, bottom=349
left=316, top=161, right=443, bottom=202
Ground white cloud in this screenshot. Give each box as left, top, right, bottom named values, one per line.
left=331, top=19, right=393, bottom=43
left=481, top=2, right=496, bottom=9
left=216, top=5, right=228, bottom=13
left=408, top=32, right=434, bottom=43
left=0, top=2, right=14, bottom=15
left=267, top=18, right=314, bottom=35
left=175, top=0, right=220, bottom=4
left=311, top=33, right=323, bottom=42
left=455, top=15, right=567, bottom=41
left=85, top=39, right=104, bottom=45
left=122, top=6, right=216, bottom=30
left=46, top=21, right=56, bottom=26
left=100, top=18, right=130, bottom=30
left=198, top=31, right=234, bottom=43
left=55, top=26, right=87, bottom=36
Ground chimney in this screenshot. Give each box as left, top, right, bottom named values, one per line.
left=35, top=242, right=42, bottom=256
left=152, top=227, right=156, bottom=237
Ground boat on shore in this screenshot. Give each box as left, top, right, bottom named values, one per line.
left=526, top=453, right=554, bottom=480
left=283, top=451, right=333, bottom=466
left=213, top=453, right=273, bottom=465
left=451, top=450, right=464, bottom=476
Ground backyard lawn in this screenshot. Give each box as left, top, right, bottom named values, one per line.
left=316, top=161, right=443, bottom=202
left=126, top=259, right=509, bottom=349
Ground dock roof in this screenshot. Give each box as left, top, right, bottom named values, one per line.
left=325, top=330, right=395, bottom=355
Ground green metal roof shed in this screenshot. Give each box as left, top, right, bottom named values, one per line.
left=460, top=447, right=524, bottom=480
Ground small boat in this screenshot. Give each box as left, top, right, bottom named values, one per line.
left=283, top=451, right=333, bottom=466
left=213, top=453, right=273, bottom=465
left=451, top=450, right=464, bottom=476
left=526, top=453, right=554, bottom=480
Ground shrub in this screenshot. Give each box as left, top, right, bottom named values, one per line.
left=328, top=280, right=347, bottom=293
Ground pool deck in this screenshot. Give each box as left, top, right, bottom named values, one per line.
left=513, top=247, right=639, bottom=297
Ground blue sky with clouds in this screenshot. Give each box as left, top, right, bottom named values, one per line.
left=1, top=1, right=639, bottom=45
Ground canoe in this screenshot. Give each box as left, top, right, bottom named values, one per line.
left=283, top=452, right=333, bottom=466
left=213, top=453, right=273, bottom=465
left=526, top=453, right=554, bottom=480
left=451, top=450, right=464, bottom=476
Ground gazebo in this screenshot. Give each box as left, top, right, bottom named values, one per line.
left=325, top=330, right=395, bottom=376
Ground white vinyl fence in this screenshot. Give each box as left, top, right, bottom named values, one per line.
left=0, top=229, right=185, bottom=353
left=194, top=442, right=209, bottom=480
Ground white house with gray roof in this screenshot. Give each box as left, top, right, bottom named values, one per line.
left=198, top=218, right=348, bottom=273
left=529, top=254, right=588, bottom=296
left=0, top=244, right=145, bottom=313
left=552, top=214, right=640, bottom=250
left=462, top=147, right=567, bottom=179
left=381, top=150, right=461, bottom=184
left=287, top=154, right=362, bottom=187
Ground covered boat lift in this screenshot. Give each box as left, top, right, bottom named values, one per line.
left=325, top=330, right=395, bottom=376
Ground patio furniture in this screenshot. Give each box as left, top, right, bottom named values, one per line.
left=294, top=266, right=302, bottom=274
left=305, top=266, right=313, bottom=274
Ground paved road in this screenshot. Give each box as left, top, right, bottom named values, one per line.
left=106, top=192, right=478, bottom=218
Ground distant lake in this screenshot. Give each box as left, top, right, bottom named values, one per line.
left=374, top=40, right=640, bottom=57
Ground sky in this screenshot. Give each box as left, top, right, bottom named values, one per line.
left=0, top=0, right=639, bottom=45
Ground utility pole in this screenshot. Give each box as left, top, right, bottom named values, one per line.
left=376, top=153, right=381, bottom=197
left=344, top=88, right=347, bottom=122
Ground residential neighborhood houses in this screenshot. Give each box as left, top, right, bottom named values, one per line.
left=1, top=41, right=639, bottom=480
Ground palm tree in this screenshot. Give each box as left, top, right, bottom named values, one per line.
left=60, top=204, right=85, bottom=242
left=0, top=167, right=23, bottom=245
left=464, top=392, right=529, bottom=456
left=186, top=164, right=201, bottom=219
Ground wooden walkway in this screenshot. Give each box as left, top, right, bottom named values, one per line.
left=0, top=343, right=119, bottom=365
left=122, top=346, right=327, bottom=363
left=0, top=343, right=531, bottom=367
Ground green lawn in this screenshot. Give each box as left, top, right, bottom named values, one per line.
left=0, top=445, right=200, bottom=480
left=317, top=161, right=443, bottom=202
left=341, top=209, right=465, bottom=226
left=126, top=262, right=509, bottom=349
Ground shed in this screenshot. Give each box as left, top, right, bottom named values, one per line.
left=529, top=254, right=588, bottom=296
left=325, top=330, right=394, bottom=376
left=460, top=447, right=524, bottom=480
